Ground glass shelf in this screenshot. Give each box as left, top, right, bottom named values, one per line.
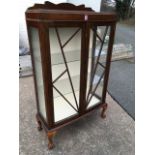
left=52, top=59, right=102, bottom=98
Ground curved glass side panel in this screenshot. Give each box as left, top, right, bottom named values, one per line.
left=29, top=27, right=46, bottom=120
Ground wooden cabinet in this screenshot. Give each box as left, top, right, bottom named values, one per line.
left=26, top=1, right=117, bottom=149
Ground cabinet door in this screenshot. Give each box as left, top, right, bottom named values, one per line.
left=49, top=26, right=82, bottom=123
left=86, top=25, right=111, bottom=109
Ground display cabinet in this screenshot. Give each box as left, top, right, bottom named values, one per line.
left=26, top=1, right=117, bottom=149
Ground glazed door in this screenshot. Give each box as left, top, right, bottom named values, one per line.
left=86, top=24, right=115, bottom=110
left=48, top=25, right=83, bottom=123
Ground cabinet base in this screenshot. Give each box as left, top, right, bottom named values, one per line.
left=36, top=114, right=56, bottom=150
left=35, top=103, right=108, bottom=149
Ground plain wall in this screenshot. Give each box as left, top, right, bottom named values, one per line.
left=67, top=0, right=101, bottom=12
left=19, top=0, right=101, bottom=49
left=19, top=0, right=66, bottom=49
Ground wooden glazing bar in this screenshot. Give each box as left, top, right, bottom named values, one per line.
left=98, top=61, right=106, bottom=68
left=62, top=28, right=81, bottom=48
left=52, top=69, right=67, bottom=84
left=53, top=85, right=78, bottom=112
left=87, top=70, right=105, bottom=105
left=92, top=28, right=103, bottom=43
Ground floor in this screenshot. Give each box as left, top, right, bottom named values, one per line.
left=19, top=77, right=134, bottom=155
left=108, top=59, right=135, bottom=119
left=108, top=20, right=135, bottom=119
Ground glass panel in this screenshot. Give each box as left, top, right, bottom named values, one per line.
left=49, top=27, right=81, bottom=122
left=29, top=27, right=46, bottom=120
left=86, top=26, right=110, bottom=109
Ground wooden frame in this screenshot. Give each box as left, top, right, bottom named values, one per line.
left=26, top=1, right=117, bottom=149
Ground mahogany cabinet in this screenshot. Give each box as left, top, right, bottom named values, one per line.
left=25, top=1, right=117, bottom=149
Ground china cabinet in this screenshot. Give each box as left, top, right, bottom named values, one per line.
left=26, top=1, right=117, bottom=149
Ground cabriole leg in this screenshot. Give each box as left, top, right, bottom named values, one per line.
left=101, top=103, right=108, bottom=119
left=47, top=131, right=56, bottom=150
left=36, top=114, right=42, bottom=131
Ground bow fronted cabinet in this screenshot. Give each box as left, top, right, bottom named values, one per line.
left=25, top=1, right=117, bottom=149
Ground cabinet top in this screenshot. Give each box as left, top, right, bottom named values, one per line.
left=26, top=1, right=117, bottom=22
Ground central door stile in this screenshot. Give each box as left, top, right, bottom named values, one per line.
left=79, top=22, right=90, bottom=115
